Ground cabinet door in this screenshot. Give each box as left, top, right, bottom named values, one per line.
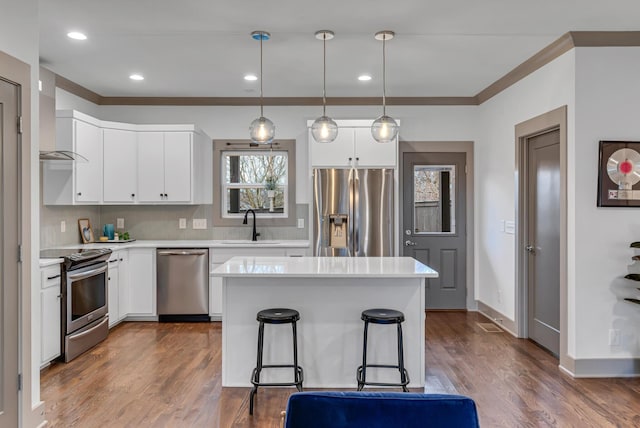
left=74, top=120, right=103, bottom=203
left=41, top=287, right=61, bottom=364
left=107, top=264, right=119, bottom=328
left=163, top=132, right=192, bottom=202
left=128, top=249, right=155, bottom=316
left=103, top=129, right=137, bottom=203
left=353, top=127, right=397, bottom=167
left=210, top=265, right=223, bottom=318
left=309, top=128, right=355, bottom=167
left=137, top=132, right=165, bottom=202
left=118, top=251, right=129, bottom=320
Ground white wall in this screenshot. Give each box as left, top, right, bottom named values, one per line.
left=0, top=0, right=44, bottom=425
left=573, top=47, right=640, bottom=359
left=477, top=51, right=576, bottom=344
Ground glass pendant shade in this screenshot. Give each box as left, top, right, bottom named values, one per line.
left=249, top=31, right=275, bottom=144
left=371, top=115, right=399, bottom=143
left=372, top=30, right=399, bottom=144
left=311, top=115, right=338, bottom=143
left=249, top=116, right=275, bottom=144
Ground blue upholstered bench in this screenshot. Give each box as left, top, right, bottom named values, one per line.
left=283, top=391, right=480, bottom=428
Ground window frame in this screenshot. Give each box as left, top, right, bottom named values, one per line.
left=212, top=139, right=296, bottom=227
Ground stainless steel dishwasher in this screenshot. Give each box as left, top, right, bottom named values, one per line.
left=156, top=248, right=209, bottom=322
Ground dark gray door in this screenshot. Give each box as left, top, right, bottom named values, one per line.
left=0, top=77, right=21, bottom=427
left=527, top=130, right=560, bottom=356
left=403, top=152, right=466, bottom=309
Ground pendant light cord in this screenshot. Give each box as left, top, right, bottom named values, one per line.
left=322, top=33, right=327, bottom=116
left=382, top=34, right=387, bottom=116
left=260, top=33, right=264, bottom=117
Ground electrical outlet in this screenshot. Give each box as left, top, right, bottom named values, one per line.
left=60, top=220, right=66, bottom=233
left=609, top=329, right=621, bottom=346
left=179, top=218, right=187, bottom=229
left=117, top=218, right=125, bottom=229
left=297, top=218, right=304, bottom=229
left=192, top=218, right=207, bottom=229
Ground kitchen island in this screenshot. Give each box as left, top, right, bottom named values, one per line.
left=212, top=256, right=438, bottom=388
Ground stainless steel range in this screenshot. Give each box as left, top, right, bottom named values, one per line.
left=40, top=247, right=112, bottom=362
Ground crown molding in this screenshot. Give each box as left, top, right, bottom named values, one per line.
left=55, top=31, right=640, bottom=107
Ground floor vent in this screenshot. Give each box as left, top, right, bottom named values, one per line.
left=477, top=322, right=503, bottom=333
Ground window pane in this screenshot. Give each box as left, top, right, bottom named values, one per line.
left=413, top=165, right=456, bottom=234
left=224, top=151, right=287, bottom=185
left=225, top=188, right=285, bottom=214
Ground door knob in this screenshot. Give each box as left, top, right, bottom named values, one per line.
left=525, top=245, right=536, bottom=254
left=405, top=240, right=416, bottom=247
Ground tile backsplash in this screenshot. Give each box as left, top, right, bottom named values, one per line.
left=40, top=203, right=309, bottom=248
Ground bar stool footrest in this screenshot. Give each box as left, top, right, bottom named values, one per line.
left=356, top=364, right=410, bottom=387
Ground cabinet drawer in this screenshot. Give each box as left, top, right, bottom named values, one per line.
left=41, top=265, right=62, bottom=289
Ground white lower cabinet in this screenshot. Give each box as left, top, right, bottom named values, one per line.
left=128, top=248, right=156, bottom=317
left=107, top=251, right=130, bottom=327
left=40, top=265, right=62, bottom=366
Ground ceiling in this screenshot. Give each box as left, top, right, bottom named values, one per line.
left=38, top=0, right=640, bottom=99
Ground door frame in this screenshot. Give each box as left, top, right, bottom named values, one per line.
left=515, top=106, right=568, bottom=369
left=399, top=141, right=475, bottom=310
left=0, top=49, right=37, bottom=427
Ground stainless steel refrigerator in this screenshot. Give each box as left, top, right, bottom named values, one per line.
left=313, top=168, right=394, bottom=256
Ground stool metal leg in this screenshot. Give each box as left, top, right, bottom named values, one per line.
left=397, top=322, right=408, bottom=392
left=249, top=321, right=265, bottom=415
left=357, top=320, right=369, bottom=391
left=292, top=321, right=303, bottom=392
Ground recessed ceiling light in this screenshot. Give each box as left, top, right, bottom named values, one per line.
left=129, top=74, right=144, bottom=81
left=358, top=75, right=372, bottom=81
left=244, top=74, right=258, bottom=81
left=67, top=31, right=87, bottom=40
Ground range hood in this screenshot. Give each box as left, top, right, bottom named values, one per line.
left=39, top=150, right=87, bottom=161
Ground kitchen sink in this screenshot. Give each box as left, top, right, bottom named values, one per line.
left=220, top=240, right=282, bottom=245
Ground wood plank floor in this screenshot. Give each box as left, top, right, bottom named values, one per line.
left=41, top=312, right=640, bottom=427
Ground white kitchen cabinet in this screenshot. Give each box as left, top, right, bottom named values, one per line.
left=118, top=250, right=130, bottom=319
left=128, top=248, right=156, bottom=317
left=40, top=265, right=62, bottom=366
left=137, top=131, right=191, bottom=203
left=107, top=253, right=120, bottom=328
left=103, top=128, right=137, bottom=204
left=44, top=111, right=103, bottom=204
left=309, top=120, right=398, bottom=168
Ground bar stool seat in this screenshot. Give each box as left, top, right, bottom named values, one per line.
left=357, top=308, right=410, bottom=392
left=249, top=308, right=304, bottom=415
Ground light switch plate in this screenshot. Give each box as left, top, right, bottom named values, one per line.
left=60, top=220, right=66, bottom=233
left=117, top=218, right=125, bottom=229
left=192, top=218, right=207, bottom=229
left=505, top=221, right=515, bottom=234
left=297, top=218, right=304, bottom=229
left=179, top=218, right=187, bottom=229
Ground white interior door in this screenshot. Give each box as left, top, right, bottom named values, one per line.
left=0, top=77, right=21, bottom=427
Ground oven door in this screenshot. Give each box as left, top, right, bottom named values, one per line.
left=66, top=261, right=108, bottom=334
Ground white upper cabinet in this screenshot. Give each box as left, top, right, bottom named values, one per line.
left=43, top=110, right=212, bottom=205
left=103, top=128, right=137, bottom=203
left=308, top=120, right=398, bottom=168
left=44, top=112, right=103, bottom=205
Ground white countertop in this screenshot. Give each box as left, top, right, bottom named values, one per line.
left=45, top=239, right=309, bottom=251
left=39, top=258, right=63, bottom=268
left=212, top=256, right=438, bottom=278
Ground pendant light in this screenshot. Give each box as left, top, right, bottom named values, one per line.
left=311, top=30, right=338, bottom=143
left=371, top=30, right=399, bottom=144
left=249, top=31, right=275, bottom=144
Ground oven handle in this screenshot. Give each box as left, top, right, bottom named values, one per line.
left=68, top=264, right=108, bottom=281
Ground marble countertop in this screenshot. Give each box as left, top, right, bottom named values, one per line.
left=211, top=256, right=438, bottom=278
left=39, top=258, right=64, bottom=268
left=43, top=239, right=310, bottom=251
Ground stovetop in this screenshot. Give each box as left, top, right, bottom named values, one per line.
left=40, top=247, right=112, bottom=262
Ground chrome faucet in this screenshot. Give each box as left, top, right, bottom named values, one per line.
left=243, top=209, right=260, bottom=241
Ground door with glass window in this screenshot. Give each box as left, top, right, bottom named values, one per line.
left=402, top=152, right=466, bottom=309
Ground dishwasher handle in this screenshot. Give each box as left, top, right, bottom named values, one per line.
left=157, top=249, right=208, bottom=256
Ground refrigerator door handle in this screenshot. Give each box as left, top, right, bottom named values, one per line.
left=351, top=168, right=359, bottom=256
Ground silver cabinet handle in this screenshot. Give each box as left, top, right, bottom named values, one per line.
left=405, top=240, right=416, bottom=246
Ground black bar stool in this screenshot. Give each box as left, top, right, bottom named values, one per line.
left=356, top=308, right=410, bottom=392
left=249, top=308, right=304, bottom=415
